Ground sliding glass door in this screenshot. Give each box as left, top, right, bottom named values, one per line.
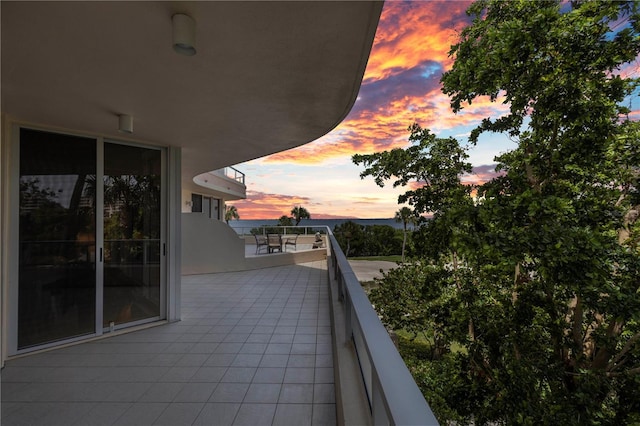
left=17, top=129, right=165, bottom=351
left=103, top=142, right=162, bottom=328
left=18, top=129, right=97, bottom=349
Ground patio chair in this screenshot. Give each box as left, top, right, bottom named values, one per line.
left=267, top=234, right=282, bottom=253
left=283, top=234, right=299, bottom=252
left=254, top=234, right=268, bottom=254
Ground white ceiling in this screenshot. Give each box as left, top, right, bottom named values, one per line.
left=1, top=1, right=382, bottom=187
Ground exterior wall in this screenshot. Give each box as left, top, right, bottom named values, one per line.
left=181, top=213, right=247, bottom=274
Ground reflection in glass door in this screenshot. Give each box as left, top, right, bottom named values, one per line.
left=103, top=143, right=162, bottom=328
left=18, top=129, right=97, bottom=349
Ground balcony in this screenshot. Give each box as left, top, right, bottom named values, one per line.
left=191, top=168, right=247, bottom=201
left=1, top=232, right=437, bottom=425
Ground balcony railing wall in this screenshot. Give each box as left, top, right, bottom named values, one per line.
left=326, top=228, right=439, bottom=425
left=231, top=225, right=327, bottom=236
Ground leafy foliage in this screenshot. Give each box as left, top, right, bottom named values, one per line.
left=225, top=205, right=240, bottom=223
left=356, top=1, right=640, bottom=423
left=291, top=205, right=311, bottom=225
left=104, top=175, right=161, bottom=240
left=333, top=221, right=404, bottom=257
left=277, top=215, right=293, bottom=227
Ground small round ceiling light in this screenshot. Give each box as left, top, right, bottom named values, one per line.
left=172, top=13, right=196, bottom=56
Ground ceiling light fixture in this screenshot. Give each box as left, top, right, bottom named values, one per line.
left=172, top=13, right=196, bottom=56
left=118, top=114, right=133, bottom=134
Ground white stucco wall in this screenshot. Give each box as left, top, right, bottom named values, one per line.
left=181, top=213, right=246, bottom=274
left=181, top=214, right=328, bottom=275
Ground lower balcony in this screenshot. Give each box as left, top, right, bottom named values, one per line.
left=1, top=234, right=437, bottom=425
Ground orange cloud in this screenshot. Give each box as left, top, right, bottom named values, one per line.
left=263, top=90, right=509, bottom=165
left=228, top=191, right=311, bottom=220
left=364, top=1, right=473, bottom=82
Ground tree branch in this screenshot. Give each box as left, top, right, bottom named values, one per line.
left=608, top=331, right=640, bottom=372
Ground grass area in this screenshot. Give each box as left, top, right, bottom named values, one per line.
left=396, top=329, right=467, bottom=355
left=348, top=255, right=403, bottom=262
left=397, top=334, right=433, bottom=359
left=396, top=329, right=432, bottom=345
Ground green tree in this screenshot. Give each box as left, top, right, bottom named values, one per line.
left=291, top=205, right=311, bottom=226
left=277, top=215, right=293, bottom=227
left=333, top=221, right=365, bottom=257
left=104, top=175, right=161, bottom=240
left=225, top=205, right=240, bottom=224
left=355, top=1, right=640, bottom=423
left=333, top=221, right=402, bottom=257
left=394, top=207, right=417, bottom=262
left=363, top=224, right=401, bottom=256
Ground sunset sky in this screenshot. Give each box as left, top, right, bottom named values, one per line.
left=229, top=1, right=640, bottom=220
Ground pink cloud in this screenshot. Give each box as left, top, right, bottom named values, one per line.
left=405, top=164, right=504, bottom=192
left=228, top=191, right=361, bottom=220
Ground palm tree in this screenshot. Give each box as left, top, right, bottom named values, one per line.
left=225, top=205, right=240, bottom=224
left=394, top=207, right=416, bottom=262
left=290, top=205, right=311, bottom=226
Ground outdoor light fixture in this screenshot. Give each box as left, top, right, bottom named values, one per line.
left=118, top=114, right=133, bottom=134
left=172, top=13, right=196, bottom=56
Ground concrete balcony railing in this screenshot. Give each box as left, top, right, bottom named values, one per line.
left=324, top=228, right=439, bottom=426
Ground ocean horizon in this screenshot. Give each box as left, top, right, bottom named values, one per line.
left=228, top=218, right=413, bottom=233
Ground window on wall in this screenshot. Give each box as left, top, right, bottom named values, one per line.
left=191, top=193, right=202, bottom=213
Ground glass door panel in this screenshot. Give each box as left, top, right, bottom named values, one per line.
left=203, top=197, right=212, bottom=218
left=103, top=143, right=161, bottom=327
left=18, top=129, right=97, bottom=349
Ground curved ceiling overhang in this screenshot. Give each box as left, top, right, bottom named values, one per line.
left=1, top=1, right=383, bottom=186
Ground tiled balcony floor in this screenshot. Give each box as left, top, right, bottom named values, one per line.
left=1, top=261, right=335, bottom=426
